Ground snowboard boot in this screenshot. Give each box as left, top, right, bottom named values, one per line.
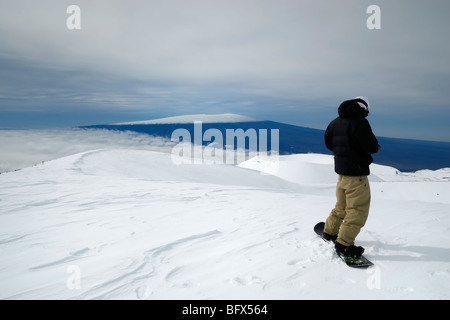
left=322, top=232, right=337, bottom=243
left=335, top=241, right=364, bottom=258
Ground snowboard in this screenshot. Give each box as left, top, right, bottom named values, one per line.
left=314, top=222, right=374, bottom=268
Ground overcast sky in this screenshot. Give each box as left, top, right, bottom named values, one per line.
left=0, top=0, right=449, bottom=141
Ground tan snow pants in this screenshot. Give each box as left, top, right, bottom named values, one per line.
left=324, top=175, right=371, bottom=246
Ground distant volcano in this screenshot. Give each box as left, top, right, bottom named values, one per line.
left=81, top=114, right=450, bottom=172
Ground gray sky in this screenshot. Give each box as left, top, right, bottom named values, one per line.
left=1, top=0, right=449, bottom=141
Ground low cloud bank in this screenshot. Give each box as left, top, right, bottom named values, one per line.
left=0, top=128, right=176, bottom=173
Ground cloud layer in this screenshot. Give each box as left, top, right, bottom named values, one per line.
left=0, top=129, right=176, bottom=173
left=0, top=0, right=449, bottom=140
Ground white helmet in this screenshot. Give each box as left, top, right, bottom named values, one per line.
left=355, top=96, right=370, bottom=113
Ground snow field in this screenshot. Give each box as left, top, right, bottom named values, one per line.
left=0, top=149, right=449, bottom=299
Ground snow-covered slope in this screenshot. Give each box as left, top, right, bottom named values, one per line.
left=239, top=153, right=450, bottom=203
left=111, top=113, right=258, bottom=125
left=0, top=149, right=449, bottom=300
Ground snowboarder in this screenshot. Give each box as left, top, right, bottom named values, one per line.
left=323, top=97, right=380, bottom=258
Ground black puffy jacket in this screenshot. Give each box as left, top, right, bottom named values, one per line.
left=325, top=99, right=380, bottom=176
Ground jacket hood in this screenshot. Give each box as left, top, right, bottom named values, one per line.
left=338, top=99, right=369, bottom=118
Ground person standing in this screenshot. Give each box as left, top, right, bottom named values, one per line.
left=323, top=97, right=380, bottom=258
